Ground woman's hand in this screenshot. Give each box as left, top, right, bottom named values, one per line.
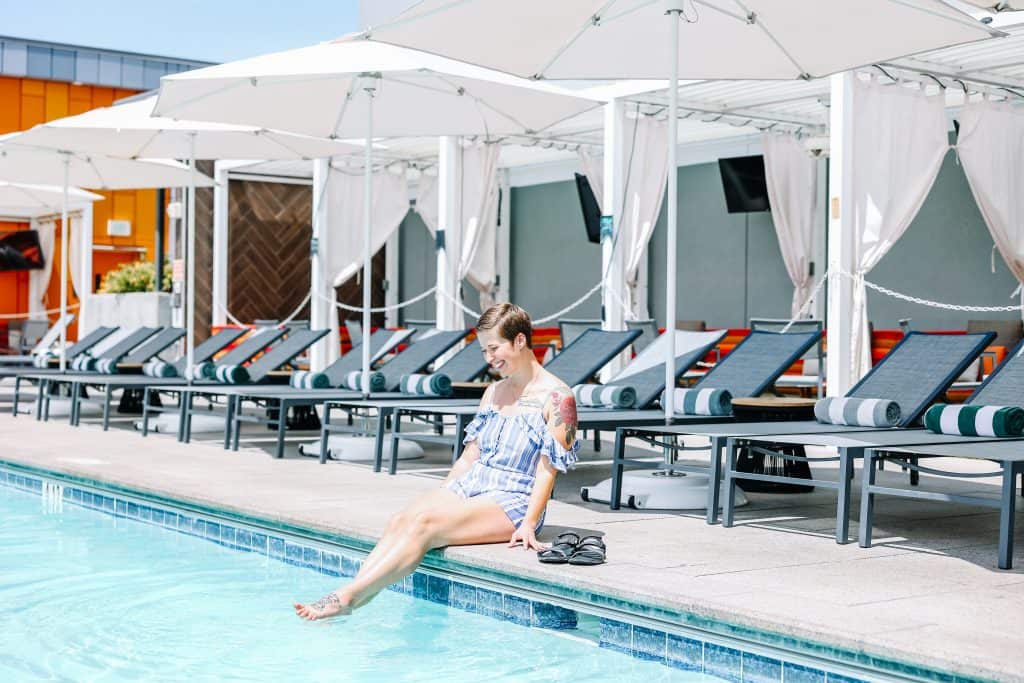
left=508, top=524, right=548, bottom=552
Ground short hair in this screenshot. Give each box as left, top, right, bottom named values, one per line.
left=476, top=303, right=532, bottom=348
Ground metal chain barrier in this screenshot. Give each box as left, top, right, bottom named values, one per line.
left=322, top=286, right=439, bottom=314
left=0, top=302, right=80, bottom=320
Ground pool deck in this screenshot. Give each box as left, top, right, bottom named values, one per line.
left=1, top=409, right=1022, bottom=682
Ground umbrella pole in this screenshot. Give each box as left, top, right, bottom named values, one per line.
left=361, top=82, right=376, bottom=398
left=664, top=4, right=680, bottom=423
left=186, top=133, right=196, bottom=384
left=59, top=154, right=69, bottom=372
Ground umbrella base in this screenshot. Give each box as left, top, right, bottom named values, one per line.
left=580, top=470, right=748, bottom=510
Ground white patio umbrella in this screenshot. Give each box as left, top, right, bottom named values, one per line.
left=0, top=182, right=102, bottom=215
left=0, top=140, right=213, bottom=370
left=154, top=39, right=599, bottom=394
left=357, top=0, right=1001, bottom=423
left=15, top=95, right=360, bottom=382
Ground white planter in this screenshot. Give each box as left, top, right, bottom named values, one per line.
left=83, top=292, right=173, bottom=333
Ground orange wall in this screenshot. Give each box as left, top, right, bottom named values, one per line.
left=0, top=76, right=157, bottom=338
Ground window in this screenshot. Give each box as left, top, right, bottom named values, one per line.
left=26, top=46, right=51, bottom=78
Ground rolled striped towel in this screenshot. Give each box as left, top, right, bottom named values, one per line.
left=214, top=364, right=250, bottom=384
left=290, top=370, right=329, bottom=389
left=572, top=384, right=637, bottom=409
left=190, top=362, right=215, bottom=380
left=924, top=404, right=1024, bottom=437
left=32, top=352, right=54, bottom=368
left=94, top=358, right=119, bottom=374
left=662, top=388, right=732, bottom=416
left=400, top=373, right=452, bottom=397
left=342, top=370, right=386, bottom=392
left=71, top=356, right=95, bottom=372
left=813, top=397, right=900, bottom=427
left=143, top=359, right=178, bottom=378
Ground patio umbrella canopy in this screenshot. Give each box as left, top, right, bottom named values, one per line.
left=0, top=183, right=102, bottom=216
left=153, top=39, right=599, bottom=393
left=13, top=95, right=361, bottom=382
left=356, top=0, right=1001, bottom=422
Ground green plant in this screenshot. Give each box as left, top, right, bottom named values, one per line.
left=99, top=260, right=173, bottom=293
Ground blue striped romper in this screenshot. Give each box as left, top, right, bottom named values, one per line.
left=446, top=403, right=580, bottom=531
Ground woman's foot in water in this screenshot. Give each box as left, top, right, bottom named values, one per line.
left=293, top=591, right=353, bottom=620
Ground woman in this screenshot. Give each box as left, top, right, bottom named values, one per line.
left=295, top=303, right=580, bottom=619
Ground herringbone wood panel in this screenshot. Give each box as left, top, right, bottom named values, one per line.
left=194, top=161, right=214, bottom=344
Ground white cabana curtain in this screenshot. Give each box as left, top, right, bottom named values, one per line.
left=763, top=132, right=819, bottom=317
left=324, top=162, right=410, bottom=359
left=956, top=97, right=1024, bottom=315
left=414, top=142, right=502, bottom=310
left=847, top=76, right=949, bottom=381
left=577, top=116, right=669, bottom=319
left=27, top=217, right=56, bottom=320
left=67, top=212, right=85, bottom=298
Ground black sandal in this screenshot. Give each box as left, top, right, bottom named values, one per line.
left=537, top=532, right=581, bottom=564
left=568, top=535, right=606, bottom=565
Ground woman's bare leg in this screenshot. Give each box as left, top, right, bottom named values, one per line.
left=294, top=490, right=513, bottom=619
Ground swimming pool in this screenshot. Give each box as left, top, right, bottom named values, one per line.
left=0, top=467, right=874, bottom=682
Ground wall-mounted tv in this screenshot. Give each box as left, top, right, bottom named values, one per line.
left=718, top=155, right=771, bottom=214
left=0, top=230, right=45, bottom=271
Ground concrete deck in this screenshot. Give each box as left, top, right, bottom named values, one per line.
left=1, top=409, right=1021, bottom=682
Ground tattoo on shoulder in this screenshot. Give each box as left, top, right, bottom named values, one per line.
left=516, top=395, right=544, bottom=409
left=547, top=388, right=578, bottom=446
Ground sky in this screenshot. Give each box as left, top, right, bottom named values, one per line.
left=0, top=1, right=362, bottom=63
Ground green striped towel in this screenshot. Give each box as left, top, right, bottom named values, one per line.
left=214, top=364, right=250, bottom=384
left=924, top=404, right=1024, bottom=437
left=662, top=388, right=732, bottom=416
left=400, top=373, right=452, bottom=396
left=290, top=370, right=329, bottom=389
left=143, top=360, right=178, bottom=378
left=95, top=358, right=119, bottom=374
left=343, top=370, right=386, bottom=393
left=71, top=356, right=95, bottom=372
left=190, top=362, right=215, bottom=380
left=572, top=384, right=637, bottom=409
left=814, top=397, right=900, bottom=427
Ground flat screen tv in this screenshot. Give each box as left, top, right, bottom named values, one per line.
left=0, top=229, right=45, bottom=271
left=718, top=155, right=771, bottom=213
left=574, top=173, right=602, bottom=244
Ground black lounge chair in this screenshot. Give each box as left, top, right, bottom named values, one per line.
left=0, top=313, right=76, bottom=366
left=609, top=331, right=993, bottom=533
left=2, top=324, right=116, bottom=386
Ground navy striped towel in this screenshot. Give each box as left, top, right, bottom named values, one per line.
left=290, top=370, right=329, bottom=389
left=71, top=356, right=95, bottom=372
left=95, top=358, right=119, bottom=374
left=400, top=373, right=452, bottom=396
left=190, top=362, right=215, bottom=380
left=572, top=384, right=637, bottom=409
left=343, top=370, right=386, bottom=392
left=32, top=352, right=54, bottom=368
left=924, top=404, right=1024, bottom=437
left=814, top=397, right=900, bottom=427
left=662, top=388, right=732, bottom=416
left=214, top=364, right=250, bottom=384
left=143, top=360, right=178, bottom=378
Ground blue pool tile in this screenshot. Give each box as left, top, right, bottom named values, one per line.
left=411, top=573, right=430, bottom=600
left=235, top=529, right=252, bottom=551
left=531, top=602, right=577, bottom=630
left=503, top=594, right=531, bottom=626
left=192, top=517, right=206, bottom=537
left=632, top=626, right=667, bottom=662
left=784, top=662, right=827, bottom=683
left=61, top=486, right=72, bottom=500
left=704, top=643, right=743, bottom=683
left=250, top=532, right=268, bottom=554
left=321, top=552, right=341, bottom=576
left=177, top=514, right=194, bottom=534
left=340, top=554, right=360, bottom=578
left=101, top=496, right=115, bottom=514
left=220, top=524, right=236, bottom=547
left=599, top=618, right=633, bottom=655
left=666, top=634, right=703, bottom=672
left=139, top=505, right=153, bottom=522
left=126, top=501, right=139, bottom=518
left=81, top=491, right=94, bottom=508
left=268, top=536, right=286, bottom=559
left=450, top=582, right=477, bottom=612
left=204, top=520, right=221, bottom=541
left=29, top=478, right=43, bottom=492
left=284, top=542, right=304, bottom=566
left=115, top=500, right=127, bottom=517
left=743, top=653, right=783, bottom=683
left=476, top=587, right=503, bottom=618
left=302, top=547, right=322, bottom=570
left=72, top=488, right=83, bottom=504
left=426, top=576, right=451, bottom=605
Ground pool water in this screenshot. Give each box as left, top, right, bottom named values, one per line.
left=0, top=486, right=722, bottom=682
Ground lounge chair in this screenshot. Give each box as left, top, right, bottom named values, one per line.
left=51, top=327, right=247, bottom=430
left=225, top=329, right=467, bottom=459
left=611, top=331, right=992, bottom=534
left=368, top=328, right=645, bottom=473
left=0, top=313, right=76, bottom=366
left=1, top=324, right=116, bottom=394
